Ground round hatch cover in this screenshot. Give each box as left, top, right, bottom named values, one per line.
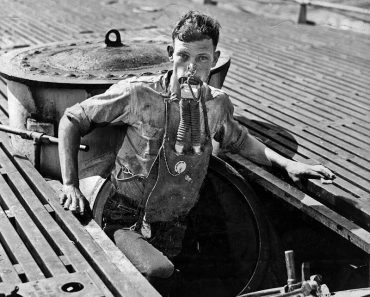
left=0, top=29, right=172, bottom=86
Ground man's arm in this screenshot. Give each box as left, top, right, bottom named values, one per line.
left=58, top=115, right=88, bottom=215
left=58, top=80, right=134, bottom=215
left=238, top=135, right=335, bottom=183
left=215, top=94, right=335, bottom=183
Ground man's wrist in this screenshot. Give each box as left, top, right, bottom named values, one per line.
left=282, top=159, right=295, bottom=171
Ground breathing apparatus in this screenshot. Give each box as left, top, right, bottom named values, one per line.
left=174, top=69, right=203, bottom=155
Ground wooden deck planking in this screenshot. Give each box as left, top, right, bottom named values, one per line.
left=227, top=82, right=370, bottom=165
left=0, top=207, right=45, bottom=282
left=228, top=66, right=370, bottom=122
left=0, top=137, right=158, bottom=296
left=0, top=19, right=45, bottom=47
left=343, top=122, right=370, bottom=138
left=230, top=95, right=370, bottom=193
left=223, top=36, right=369, bottom=75
left=0, top=237, right=22, bottom=284
left=11, top=148, right=160, bottom=297
left=0, top=143, right=117, bottom=296
left=234, top=113, right=370, bottom=202
left=235, top=45, right=365, bottom=85
left=5, top=1, right=85, bottom=34
left=224, top=31, right=370, bottom=82
left=0, top=172, right=68, bottom=277
left=232, top=111, right=368, bottom=190
left=227, top=46, right=370, bottom=103
left=227, top=74, right=345, bottom=123
left=0, top=146, right=103, bottom=274
left=238, top=37, right=370, bottom=81
left=223, top=16, right=370, bottom=60
left=227, top=66, right=368, bottom=112
left=227, top=77, right=369, bottom=225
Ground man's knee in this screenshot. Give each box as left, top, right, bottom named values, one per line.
left=113, top=229, right=174, bottom=279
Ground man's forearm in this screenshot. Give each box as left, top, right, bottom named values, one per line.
left=238, top=135, right=292, bottom=170
left=58, top=115, right=81, bottom=187
left=264, top=146, right=293, bottom=170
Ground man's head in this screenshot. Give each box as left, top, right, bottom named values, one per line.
left=168, top=11, right=221, bottom=83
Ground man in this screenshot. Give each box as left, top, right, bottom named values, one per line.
left=59, top=10, right=334, bottom=286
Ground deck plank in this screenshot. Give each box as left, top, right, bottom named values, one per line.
left=0, top=236, right=22, bottom=284
left=0, top=209, right=45, bottom=282
left=0, top=173, right=68, bottom=277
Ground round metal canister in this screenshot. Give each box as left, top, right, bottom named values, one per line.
left=0, top=30, right=230, bottom=179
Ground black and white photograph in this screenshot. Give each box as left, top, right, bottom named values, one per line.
left=0, top=0, right=369, bottom=296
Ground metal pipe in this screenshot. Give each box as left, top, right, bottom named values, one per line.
left=0, top=124, right=89, bottom=152
left=285, top=250, right=297, bottom=288
left=238, top=286, right=283, bottom=296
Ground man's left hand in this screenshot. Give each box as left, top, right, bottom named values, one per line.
left=285, top=160, right=335, bottom=185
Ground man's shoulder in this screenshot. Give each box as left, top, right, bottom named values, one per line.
left=206, top=85, right=233, bottom=117
left=208, top=85, right=228, bottom=99
left=207, top=85, right=230, bottom=105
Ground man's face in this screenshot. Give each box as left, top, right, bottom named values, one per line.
left=168, top=38, right=220, bottom=83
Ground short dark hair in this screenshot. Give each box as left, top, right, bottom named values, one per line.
left=172, top=11, right=221, bottom=47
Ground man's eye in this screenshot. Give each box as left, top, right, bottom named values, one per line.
left=199, top=56, right=210, bottom=62
left=179, top=53, right=189, bottom=60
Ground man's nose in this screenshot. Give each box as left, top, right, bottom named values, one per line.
left=187, top=63, right=197, bottom=74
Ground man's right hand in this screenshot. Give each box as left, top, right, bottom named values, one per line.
left=59, top=184, right=87, bottom=215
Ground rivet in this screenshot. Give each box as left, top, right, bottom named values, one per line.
left=29, top=66, right=38, bottom=71
left=69, top=43, right=77, bottom=46
left=104, top=73, right=115, bottom=78
left=33, top=50, right=41, bottom=54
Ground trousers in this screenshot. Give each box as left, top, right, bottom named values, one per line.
left=101, top=175, right=188, bottom=281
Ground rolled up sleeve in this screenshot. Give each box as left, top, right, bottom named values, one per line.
left=64, top=81, right=134, bottom=136
left=214, top=94, right=270, bottom=166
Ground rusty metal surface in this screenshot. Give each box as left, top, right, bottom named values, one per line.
left=0, top=34, right=171, bottom=86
